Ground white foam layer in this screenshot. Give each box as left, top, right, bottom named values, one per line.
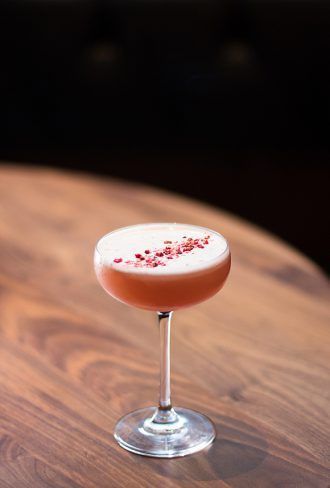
left=95, top=223, right=229, bottom=275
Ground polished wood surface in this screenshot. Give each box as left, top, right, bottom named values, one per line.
left=0, top=165, right=329, bottom=487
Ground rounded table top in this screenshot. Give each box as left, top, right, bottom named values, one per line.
left=0, top=165, right=329, bottom=487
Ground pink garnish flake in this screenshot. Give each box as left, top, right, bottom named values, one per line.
left=124, top=234, right=210, bottom=269
left=113, top=258, right=122, bottom=263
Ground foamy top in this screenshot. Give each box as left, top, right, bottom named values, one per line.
left=95, top=223, right=229, bottom=275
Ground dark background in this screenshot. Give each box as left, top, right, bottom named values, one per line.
left=0, top=0, right=329, bottom=271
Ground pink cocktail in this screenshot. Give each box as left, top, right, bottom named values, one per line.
left=95, top=223, right=230, bottom=311
left=94, top=223, right=231, bottom=458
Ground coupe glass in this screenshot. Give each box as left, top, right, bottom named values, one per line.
left=94, top=223, right=231, bottom=458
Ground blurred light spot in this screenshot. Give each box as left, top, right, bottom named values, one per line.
left=217, top=41, right=257, bottom=69
left=87, top=42, right=121, bottom=66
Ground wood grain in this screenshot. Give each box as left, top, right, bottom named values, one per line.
left=0, top=164, right=329, bottom=487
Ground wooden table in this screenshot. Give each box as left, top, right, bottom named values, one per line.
left=0, top=166, right=329, bottom=487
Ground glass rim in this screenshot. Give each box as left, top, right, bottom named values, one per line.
left=95, top=222, right=229, bottom=262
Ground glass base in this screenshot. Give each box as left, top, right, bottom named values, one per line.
left=114, top=406, right=216, bottom=458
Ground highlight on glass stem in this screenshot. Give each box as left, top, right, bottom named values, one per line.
left=94, top=222, right=231, bottom=458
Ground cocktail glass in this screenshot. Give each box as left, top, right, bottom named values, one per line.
left=94, top=223, right=231, bottom=458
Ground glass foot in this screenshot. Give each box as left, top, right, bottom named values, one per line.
left=114, top=407, right=216, bottom=458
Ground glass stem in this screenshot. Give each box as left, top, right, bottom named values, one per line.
left=158, top=311, right=172, bottom=409
left=151, top=311, right=178, bottom=424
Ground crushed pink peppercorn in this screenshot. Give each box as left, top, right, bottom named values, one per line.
left=118, top=233, right=212, bottom=268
